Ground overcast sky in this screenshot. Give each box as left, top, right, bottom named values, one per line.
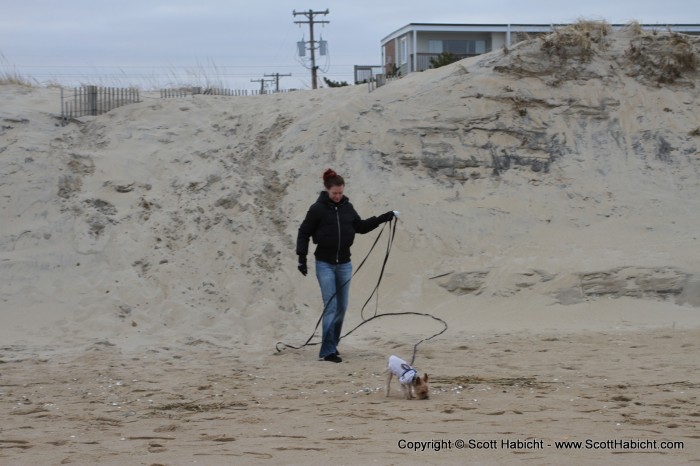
left=1, top=0, right=697, bottom=90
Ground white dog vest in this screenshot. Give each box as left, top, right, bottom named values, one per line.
left=388, top=355, right=417, bottom=385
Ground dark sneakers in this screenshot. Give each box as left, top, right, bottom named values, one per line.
left=323, top=354, right=342, bottom=363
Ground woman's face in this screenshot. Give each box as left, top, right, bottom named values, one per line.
left=327, top=184, right=344, bottom=203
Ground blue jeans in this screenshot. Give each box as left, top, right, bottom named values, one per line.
left=315, top=260, right=352, bottom=358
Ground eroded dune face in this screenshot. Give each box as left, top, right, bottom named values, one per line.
left=2, top=24, right=700, bottom=347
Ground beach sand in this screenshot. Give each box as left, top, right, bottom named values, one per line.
left=1, top=24, right=699, bottom=464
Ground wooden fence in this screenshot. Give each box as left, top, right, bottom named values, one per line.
left=160, top=87, right=256, bottom=98
left=354, top=65, right=402, bottom=92
left=367, top=74, right=402, bottom=92
left=61, top=86, right=140, bottom=121
left=58, top=85, right=297, bottom=122
left=160, top=87, right=294, bottom=98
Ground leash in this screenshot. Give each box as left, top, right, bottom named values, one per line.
left=340, top=311, right=447, bottom=366
left=274, top=219, right=392, bottom=353
left=275, top=218, right=448, bottom=365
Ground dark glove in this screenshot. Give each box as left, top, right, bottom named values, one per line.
left=378, top=211, right=395, bottom=223
left=297, top=255, right=307, bottom=276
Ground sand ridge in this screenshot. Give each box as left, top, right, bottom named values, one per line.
left=1, top=24, right=700, bottom=464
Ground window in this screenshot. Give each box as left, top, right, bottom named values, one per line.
left=442, top=39, right=488, bottom=55
left=444, top=40, right=467, bottom=54
left=428, top=40, right=443, bottom=53
left=399, top=37, right=408, bottom=64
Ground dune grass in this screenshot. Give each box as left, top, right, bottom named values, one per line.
left=540, top=19, right=612, bottom=62
left=0, top=52, right=37, bottom=86
left=625, top=28, right=699, bottom=84
left=0, top=53, right=241, bottom=92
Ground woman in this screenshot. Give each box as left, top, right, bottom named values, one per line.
left=296, top=169, right=395, bottom=363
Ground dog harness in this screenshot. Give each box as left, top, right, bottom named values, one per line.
left=388, top=355, right=417, bottom=385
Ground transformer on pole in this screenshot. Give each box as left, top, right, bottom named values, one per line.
left=293, top=9, right=329, bottom=89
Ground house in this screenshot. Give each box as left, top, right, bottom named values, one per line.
left=381, top=23, right=700, bottom=77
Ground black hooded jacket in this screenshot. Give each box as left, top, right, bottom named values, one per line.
left=296, top=191, right=385, bottom=264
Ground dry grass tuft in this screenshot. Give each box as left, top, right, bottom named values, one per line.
left=0, top=53, right=36, bottom=87
left=625, top=31, right=699, bottom=84
left=540, top=19, right=611, bottom=62
left=622, top=21, right=644, bottom=37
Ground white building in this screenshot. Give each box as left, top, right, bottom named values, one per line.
left=381, top=23, right=700, bottom=76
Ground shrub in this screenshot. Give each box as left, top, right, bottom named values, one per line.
left=429, top=52, right=461, bottom=69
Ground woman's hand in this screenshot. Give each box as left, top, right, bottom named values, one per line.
left=297, top=255, right=308, bottom=276
left=379, top=211, right=395, bottom=223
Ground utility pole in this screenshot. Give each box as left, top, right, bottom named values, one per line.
left=293, top=9, right=329, bottom=89
left=264, top=73, right=292, bottom=92
left=251, top=77, right=275, bottom=94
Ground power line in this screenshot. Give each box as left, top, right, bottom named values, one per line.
left=264, top=73, right=292, bottom=92
left=250, top=77, right=276, bottom=94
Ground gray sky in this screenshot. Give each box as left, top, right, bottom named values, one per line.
left=1, top=0, right=697, bottom=90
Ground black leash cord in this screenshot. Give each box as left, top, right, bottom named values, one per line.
left=275, top=218, right=448, bottom=365
left=340, top=311, right=448, bottom=367
left=274, top=219, right=391, bottom=353
left=359, top=217, right=397, bottom=321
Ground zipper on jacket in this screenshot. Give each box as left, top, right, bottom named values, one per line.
left=335, top=206, right=341, bottom=263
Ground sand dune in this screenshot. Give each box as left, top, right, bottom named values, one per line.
left=1, top=24, right=700, bottom=464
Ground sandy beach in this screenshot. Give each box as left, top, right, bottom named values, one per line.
left=2, top=23, right=700, bottom=464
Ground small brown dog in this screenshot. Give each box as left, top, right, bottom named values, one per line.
left=385, top=355, right=430, bottom=400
